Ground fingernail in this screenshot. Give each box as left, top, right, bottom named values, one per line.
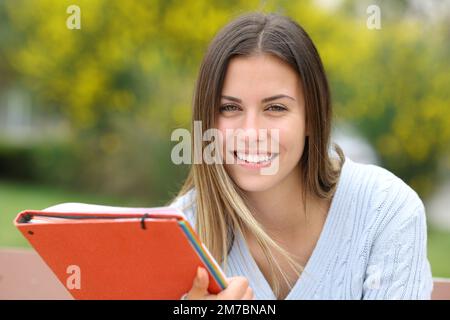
left=197, top=266, right=202, bottom=278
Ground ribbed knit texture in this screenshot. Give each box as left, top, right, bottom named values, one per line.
left=169, top=157, right=434, bottom=300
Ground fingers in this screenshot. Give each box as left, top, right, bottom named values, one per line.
left=217, top=276, right=249, bottom=300
left=241, top=286, right=255, bottom=300
left=187, top=267, right=209, bottom=300
left=186, top=271, right=255, bottom=300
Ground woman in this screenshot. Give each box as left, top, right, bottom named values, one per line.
left=170, top=12, right=433, bottom=300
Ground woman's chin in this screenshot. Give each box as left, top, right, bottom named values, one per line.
left=231, top=174, right=280, bottom=193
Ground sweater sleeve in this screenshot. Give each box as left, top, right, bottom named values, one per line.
left=362, top=185, right=434, bottom=300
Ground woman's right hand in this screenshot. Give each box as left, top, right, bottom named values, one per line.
left=184, top=267, right=255, bottom=300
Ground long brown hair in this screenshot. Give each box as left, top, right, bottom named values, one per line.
left=174, top=12, right=344, bottom=299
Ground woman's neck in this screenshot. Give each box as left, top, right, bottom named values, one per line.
left=244, top=165, right=320, bottom=239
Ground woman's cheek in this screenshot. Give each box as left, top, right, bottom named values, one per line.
left=279, top=127, right=306, bottom=162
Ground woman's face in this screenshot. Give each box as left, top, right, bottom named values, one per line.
left=216, top=53, right=307, bottom=193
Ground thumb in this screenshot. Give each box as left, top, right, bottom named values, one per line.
left=189, top=267, right=209, bottom=298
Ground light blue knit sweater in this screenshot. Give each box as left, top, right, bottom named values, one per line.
left=169, top=157, right=434, bottom=300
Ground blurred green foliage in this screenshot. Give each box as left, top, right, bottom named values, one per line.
left=0, top=0, right=449, bottom=202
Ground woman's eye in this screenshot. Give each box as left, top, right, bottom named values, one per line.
left=266, top=104, right=287, bottom=112
left=219, top=104, right=240, bottom=112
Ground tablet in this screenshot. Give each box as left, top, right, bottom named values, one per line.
left=14, top=205, right=227, bottom=299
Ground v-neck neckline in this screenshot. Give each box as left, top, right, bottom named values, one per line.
left=232, top=158, right=350, bottom=300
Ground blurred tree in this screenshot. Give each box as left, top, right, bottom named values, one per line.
left=285, top=0, right=450, bottom=196
left=0, top=0, right=449, bottom=200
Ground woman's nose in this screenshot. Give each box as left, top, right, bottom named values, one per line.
left=241, top=109, right=261, bottom=131
left=237, top=110, right=265, bottom=148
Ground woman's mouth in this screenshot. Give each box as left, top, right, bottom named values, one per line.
left=232, top=151, right=279, bottom=168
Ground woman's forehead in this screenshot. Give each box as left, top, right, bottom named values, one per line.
left=222, top=54, right=303, bottom=101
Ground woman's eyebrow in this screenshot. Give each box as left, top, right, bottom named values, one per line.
left=221, top=94, right=295, bottom=103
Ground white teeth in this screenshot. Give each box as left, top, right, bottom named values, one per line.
left=235, top=152, right=275, bottom=163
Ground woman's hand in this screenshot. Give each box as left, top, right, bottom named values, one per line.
left=183, top=267, right=255, bottom=300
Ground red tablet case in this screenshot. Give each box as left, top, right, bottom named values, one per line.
left=13, top=207, right=228, bottom=300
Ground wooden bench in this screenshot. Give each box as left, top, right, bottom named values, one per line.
left=0, top=247, right=72, bottom=299
left=432, top=278, right=450, bottom=300
left=1, top=248, right=449, bottom=300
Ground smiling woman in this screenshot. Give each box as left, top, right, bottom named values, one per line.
left=217, top=54, right=308, bottom=193
left=169, top=12, right=433, bottom=300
